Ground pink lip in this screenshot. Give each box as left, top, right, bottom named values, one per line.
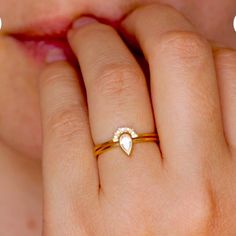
left=13, top=35, right=77, bottom=64
left=10, top=17, right=78, bottom=64
left=12, top=17, right=72, bottom=37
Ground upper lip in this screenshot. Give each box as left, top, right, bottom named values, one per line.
left=9, top=16, right=74, bottom=40
left=8, top=15, right=121, bottom=40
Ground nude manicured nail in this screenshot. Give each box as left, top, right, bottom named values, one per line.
left=46, top=48, right=67, bottom=63
left=72, top=17, right=98, bottom=29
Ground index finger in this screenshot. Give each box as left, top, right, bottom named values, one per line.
left=39, top=60, right=99, bottom=232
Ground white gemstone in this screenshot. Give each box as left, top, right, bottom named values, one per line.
left=119, top=133, right=133, bottom=156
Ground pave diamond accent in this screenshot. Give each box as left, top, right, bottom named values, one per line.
left=119, top=133, right=132, bottom=156
left=113, top=127, right=138, bottom=142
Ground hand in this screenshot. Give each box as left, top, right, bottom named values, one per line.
left=39, top=3, right=236, bottom=235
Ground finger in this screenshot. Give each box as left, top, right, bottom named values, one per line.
left=39, top=61, right=98, bottom=232
left=121, top=4, right=227, bottom=172
left=68, top=18, right=161, bottom=191
left=215, top=48, right=236, bottom=153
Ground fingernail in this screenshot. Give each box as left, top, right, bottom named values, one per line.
left=72, top=16, right=98, bottom=29
left=46, top=48, right=67, bottom=63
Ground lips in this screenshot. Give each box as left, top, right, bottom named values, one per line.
left=9, top=17, right=78, bottom=64
left=9, top=16, right=122, bottom=64
left=8, top=14, right=144, bottom=71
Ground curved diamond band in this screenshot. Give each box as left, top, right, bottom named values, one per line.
left=94, top=127, right=159, bottom=158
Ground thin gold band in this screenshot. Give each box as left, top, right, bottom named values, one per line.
left=94, top=132, right=159, bottom=158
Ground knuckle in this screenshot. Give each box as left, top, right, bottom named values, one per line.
left=46, top=105, right=87, bottom=141
left=159, top=31, right=209, bottom=63
left=40, top=62, right=76, bottom=89
left=93, top=63, right=142, bottom=98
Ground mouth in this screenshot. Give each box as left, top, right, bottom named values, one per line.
left=9, top=17, right=78, bottom=64
left=8, top=16, right=122, bottom=65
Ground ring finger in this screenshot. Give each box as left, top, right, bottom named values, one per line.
left=68, top=17, right=161, bottom=191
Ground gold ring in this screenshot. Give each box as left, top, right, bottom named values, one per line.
left=94, top=127, right=159, bottom=158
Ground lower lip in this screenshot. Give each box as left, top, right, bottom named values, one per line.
left=12, top=36, right=77, bottom=65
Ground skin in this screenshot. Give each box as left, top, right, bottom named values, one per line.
left=0, top=0, right=236, bottom=236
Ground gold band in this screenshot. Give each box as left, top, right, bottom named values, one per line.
left=94, top=127, right=159, bottom=158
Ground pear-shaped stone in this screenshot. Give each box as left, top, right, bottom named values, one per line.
left=119, top=133, right=133, bottom=156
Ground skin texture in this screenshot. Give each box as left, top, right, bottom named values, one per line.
left=0, top=0, right=236, bottom=161
left=0, top=1, right=236, bottom=236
